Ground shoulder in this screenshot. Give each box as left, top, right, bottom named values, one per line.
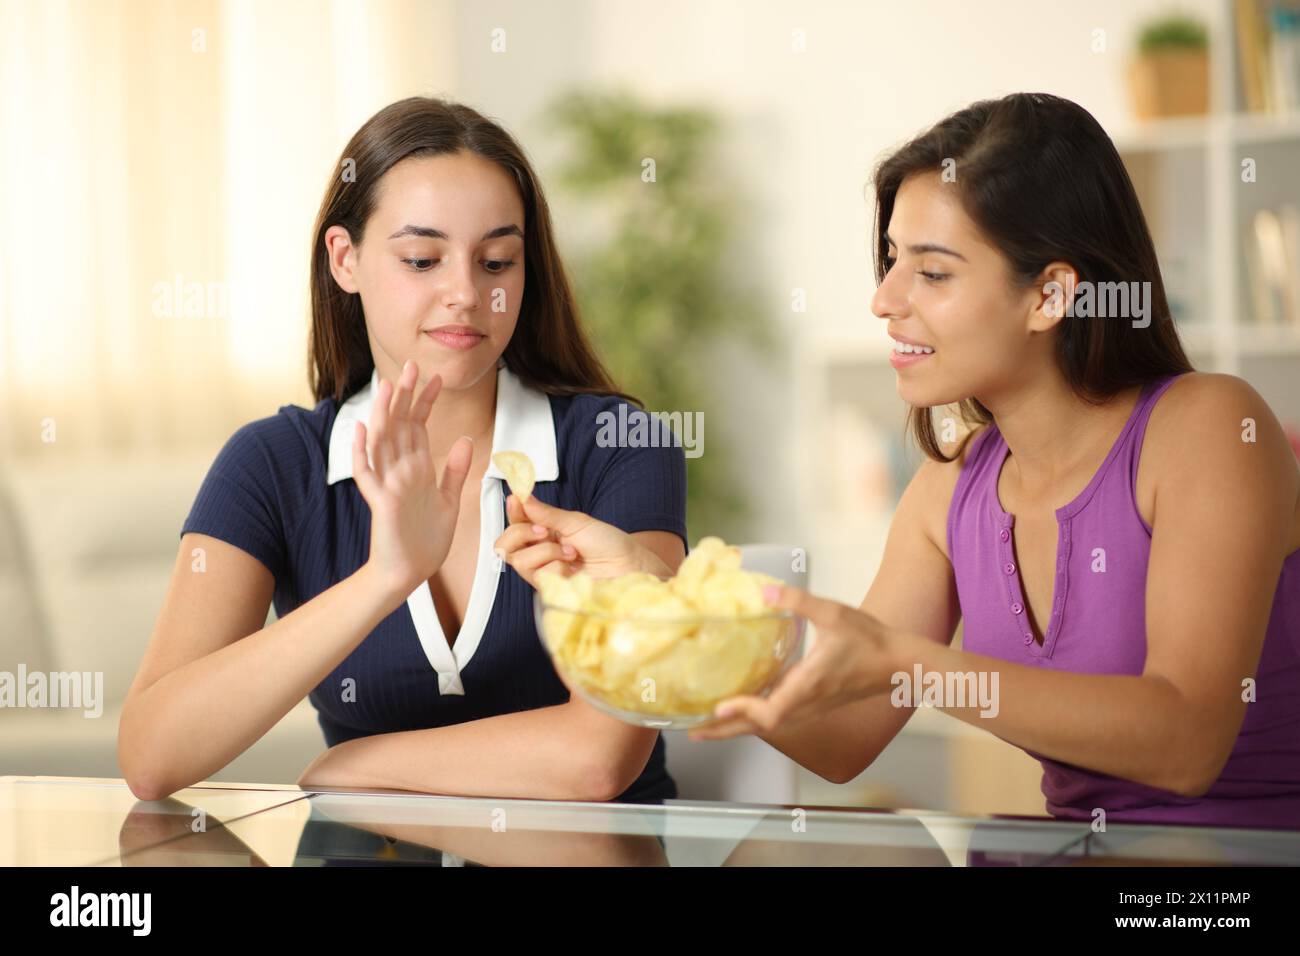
left=1145, top=371, right=1289, bottom=466
left=547, top=391, right=687, bottom=532
left=550, top=391, right=640, bottom=436
left=1144, top=371, right=1298, bottom=512
left=1147, top=371, right=1267, bottom=432
left=209, top=398, right=334, bottom=486
left=552, top=391, right=688, bottom=466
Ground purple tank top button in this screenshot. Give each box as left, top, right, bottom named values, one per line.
left=1022, top=634, right=1032, bottom=645
left=1011, top=602, right=1023, bottom=614
left=1004, top=562, right=1016, bottom=575
left=999, top=529, right=1010, bottom=542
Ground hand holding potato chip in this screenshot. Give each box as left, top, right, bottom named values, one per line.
left=492, top=450, right=679, bottom=588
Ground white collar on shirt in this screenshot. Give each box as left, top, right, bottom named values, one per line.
left=325, top=362, right=559, bottom=486
left=322, top=361, right=559, bottom=696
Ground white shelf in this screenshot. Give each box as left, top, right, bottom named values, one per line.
left=1111, top=110, right=1300, bottom=153
left=1238, top=324, right=1300, bottom=355
left=1111, top=114, right=1215, bottom=152
left=1231, top=111, right=1300, bottom=144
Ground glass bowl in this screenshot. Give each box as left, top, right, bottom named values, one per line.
left=532, top=590, right=806, bottom=730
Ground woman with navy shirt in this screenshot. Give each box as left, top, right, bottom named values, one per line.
left=117, top=97, right=687, bottom=807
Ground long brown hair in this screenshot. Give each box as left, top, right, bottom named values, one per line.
left=871, top=92, right=1194, bottom=462
left=307, top=96, right=635, bottom=406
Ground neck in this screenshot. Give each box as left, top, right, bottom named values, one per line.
left=980, top=373, right=1141, bottom=496
left=422, top=365, right=499, bottom=475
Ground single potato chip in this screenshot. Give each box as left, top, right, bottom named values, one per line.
left=493, top=450, right=536, bottom=501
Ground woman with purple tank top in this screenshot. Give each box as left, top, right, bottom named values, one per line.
left=684, top=93, right=1300, bottom=830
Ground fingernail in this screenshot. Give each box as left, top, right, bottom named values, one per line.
left=715, top=704, right=736, bottom=719
left=562, top=545, right=576, bottom=558
left=532, top=524, right=547, bottom=535
left=762, top=584, right=781, bottom=603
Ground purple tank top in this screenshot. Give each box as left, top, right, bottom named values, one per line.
left=948, top=372, right=1300, bottom=829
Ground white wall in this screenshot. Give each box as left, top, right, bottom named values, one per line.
left=450, top=0, right=1215, bottom=557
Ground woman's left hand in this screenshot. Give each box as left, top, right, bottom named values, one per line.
left=688, top=583, right=911, bottom=740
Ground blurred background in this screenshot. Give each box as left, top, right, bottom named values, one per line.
left=2, top=0, right=1298, bottom=817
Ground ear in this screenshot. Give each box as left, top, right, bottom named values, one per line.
left=1029, top=261, right=1079, bottom=334
left=324, top=225, right=361, bottom=295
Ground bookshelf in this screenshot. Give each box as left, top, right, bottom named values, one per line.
left=1110, top=0, right=1300, bottom=404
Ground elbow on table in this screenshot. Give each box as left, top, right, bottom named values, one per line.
left=814, top=748, right=874, bottom=787
left=1170, top=772, right=1214, bottom=800
left=118, top=750, right=177, bottom=803
left=578, top=754, right=649, bottom=803
left=118, top=736, right=159, bottom=803
left=1168, top=744, right=1233, bottom=799
left=118, top=719, right=184, bottom=802
left=821, top=764, right=859, bottom=787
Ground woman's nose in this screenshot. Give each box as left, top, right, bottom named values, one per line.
left=871, top=266, right=908, bottom=321
left=441, top=256, right=481, bottom=311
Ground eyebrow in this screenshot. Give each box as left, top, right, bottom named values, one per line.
left=884, top=234, right=968, bottom=262
left=387, top=224, right=524, bottom=242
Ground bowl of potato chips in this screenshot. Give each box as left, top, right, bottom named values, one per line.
left=532, top=537, right=805, bottom=729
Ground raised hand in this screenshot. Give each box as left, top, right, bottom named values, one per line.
left=352, top=359, right=473, bottom=602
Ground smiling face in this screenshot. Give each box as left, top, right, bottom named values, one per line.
left=871, top=173, right=1050, bottom=408
left=325, top=149, right=527, bottom=392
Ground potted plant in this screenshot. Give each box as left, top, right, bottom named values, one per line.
left=1128, top=13, right=1210, bottom=119
left=544, top=90, right=776, bottom=539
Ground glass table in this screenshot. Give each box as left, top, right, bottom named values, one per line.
left=3, top=776, right=1298, bottom=867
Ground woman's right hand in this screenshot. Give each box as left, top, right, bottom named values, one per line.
left=353, top=359, right=473, bottom=602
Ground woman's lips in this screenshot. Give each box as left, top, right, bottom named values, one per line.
left=889, top=348, right=934, bottom=370
left=424, top=329, right=486, bottom=350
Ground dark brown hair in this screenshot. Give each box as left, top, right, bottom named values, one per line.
left=871, top=92, right=1194, bottom=462
left=307, top=96, right=635, bottom=406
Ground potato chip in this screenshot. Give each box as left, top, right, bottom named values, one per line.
left=534, top=536, right=796, bottom=720
left=493, top=450, right=535, bottom=501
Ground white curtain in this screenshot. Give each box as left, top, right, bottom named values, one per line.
left=0, top=0, right=456, bottom=458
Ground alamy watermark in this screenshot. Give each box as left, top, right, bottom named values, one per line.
left=1, top=665, right=103, bottom=718
left=1044, top=275, right=1151, bottom=328
left=890, top=664, right=1000, bottom=718
left=595, top=403, right=703, bottom=459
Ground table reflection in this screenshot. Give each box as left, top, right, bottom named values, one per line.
left=6, top=777, right=1296, bottom=867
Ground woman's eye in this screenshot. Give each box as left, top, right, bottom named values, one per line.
left=401, top=258, right=436, bottom=271
left=483, top=259, right=516, bottom=273
left=918, top=270, right=949, bottom=283
left=883, top=254, right=897, bottom=271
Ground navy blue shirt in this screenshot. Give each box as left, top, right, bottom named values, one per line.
left=180, top=365, right=688, bottom=803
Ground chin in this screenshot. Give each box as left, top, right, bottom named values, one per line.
left=895, top=378, right=935, bottom=407
left=415, top=351, right=500, bottom=392
left=897, top=378, right=963, bottom=411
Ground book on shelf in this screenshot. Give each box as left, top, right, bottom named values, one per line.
left=1235, top=0, right=1300, bottom=113
left=1243, top=203, right=1300, bottom=325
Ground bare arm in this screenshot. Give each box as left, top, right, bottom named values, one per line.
left=297, top=529, right=688, bottom=801
left=703, top=452, right=963, bottom=783
left=121, top=363, right=472, bottom=801
left=118, top=534, right=408, bottom=801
